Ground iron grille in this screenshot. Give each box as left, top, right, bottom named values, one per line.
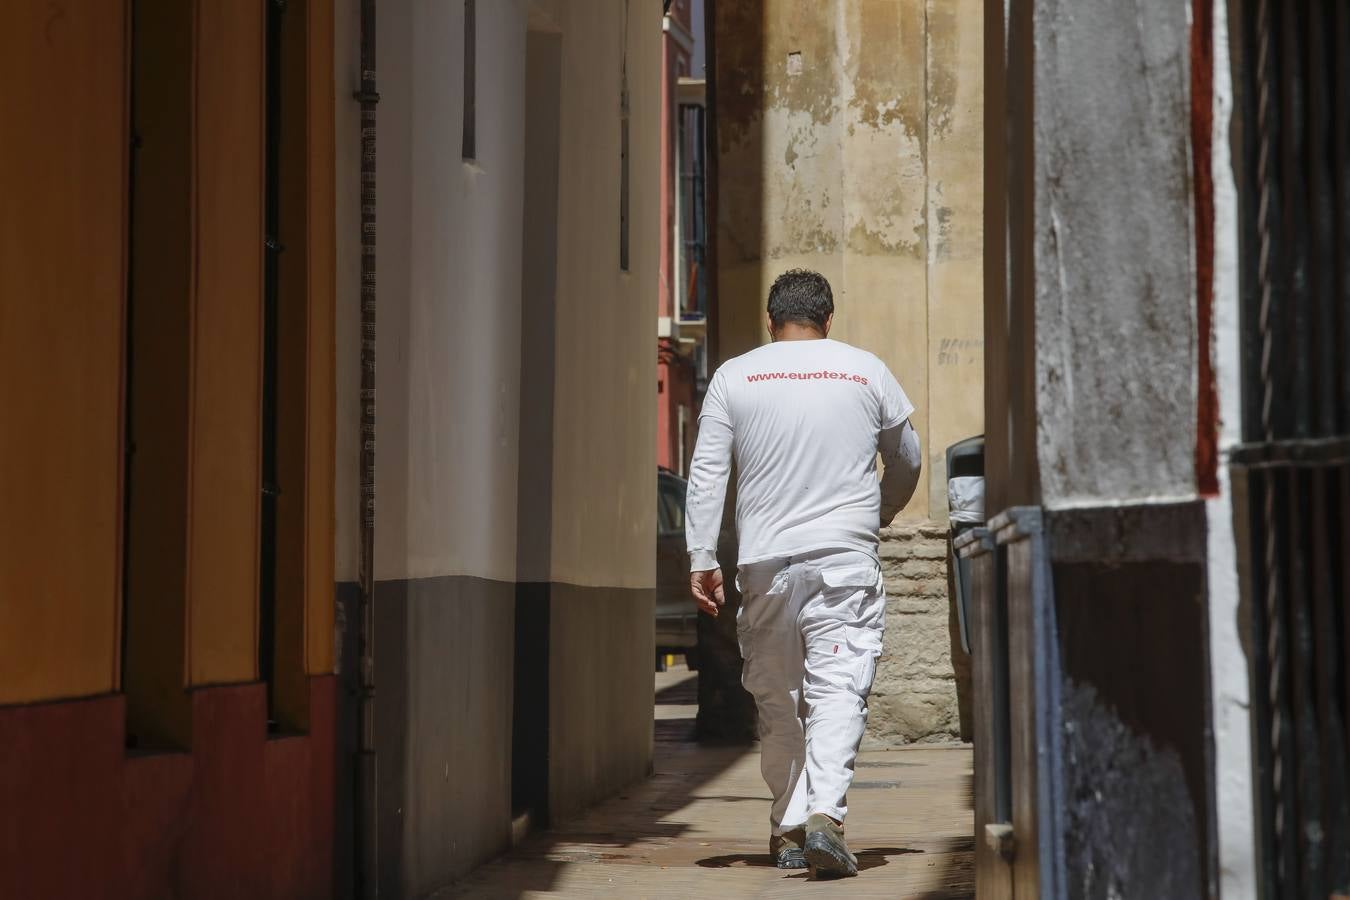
left=1235, top=1, right=1349, bottom=896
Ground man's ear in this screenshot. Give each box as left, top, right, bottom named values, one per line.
left=823, top=313, right=834, bottom=337
left=766, top=313, right=777, bottom=341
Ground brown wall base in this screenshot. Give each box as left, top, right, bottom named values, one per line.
left=368, top=575, right=656, bottom=897
left=967, top=503, right=1216, bottom=899
left=548, top=582, right=656, bottom=823
left=0, top=677, right=336, bottom=900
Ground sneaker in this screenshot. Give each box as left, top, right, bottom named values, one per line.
left=804, top=813, right=858, bottom=878
left=769, top=828, right=808, bottom=869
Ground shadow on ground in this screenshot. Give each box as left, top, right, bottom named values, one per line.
left=438, top=664, right=755, bottom=897
left=438, top=665, right=976, bottom=899
left=697, top=845, right=924, bottom=871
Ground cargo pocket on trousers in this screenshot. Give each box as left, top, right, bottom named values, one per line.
left=819, top=564, right=882, bottom=594
left=847, top=627, right=883, bottom=697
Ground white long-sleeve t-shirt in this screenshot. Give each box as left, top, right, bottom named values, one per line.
left=685, top=338, right=920, bottom=571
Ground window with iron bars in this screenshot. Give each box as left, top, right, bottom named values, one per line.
left=1232, top=2, right=1350, bottom=897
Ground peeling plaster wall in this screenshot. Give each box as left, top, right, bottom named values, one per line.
left=1032, top=0, right=1198, bottom=508
left=714, top=0, right=985, bottom=521
left=714, top=0, right=984, bottom=743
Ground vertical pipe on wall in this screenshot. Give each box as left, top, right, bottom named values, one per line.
left=355, top=0, right=380, bottom=894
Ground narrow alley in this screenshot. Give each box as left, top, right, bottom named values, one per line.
left=6, top=0, right=1350, bottom=897
left=440, top=667, right=975, bottom=899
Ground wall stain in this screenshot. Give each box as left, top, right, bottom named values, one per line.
left=932, top=204, right=953, bottom=259
left=925, top=0, right=958, bottom=139
left=848, top=0, right=926, bottom=144
left=848, top=219, right=923, bottom=258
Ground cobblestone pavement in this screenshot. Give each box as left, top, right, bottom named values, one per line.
left=442, top=665, right=974, bottom=899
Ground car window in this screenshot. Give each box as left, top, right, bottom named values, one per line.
left=664, top=486, right=685, bottom=531
left=656, top=486, right=673, bottom=534
left=658, top=476, right=686, bottom=535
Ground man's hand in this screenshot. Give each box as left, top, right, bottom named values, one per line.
left=690, top=568, right=725, bottom=617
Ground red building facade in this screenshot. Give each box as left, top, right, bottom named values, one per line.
left=657, top=0, right=709, bottom=476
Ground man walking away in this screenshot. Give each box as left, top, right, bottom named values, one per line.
left=684, top=269, right=921, bottom=879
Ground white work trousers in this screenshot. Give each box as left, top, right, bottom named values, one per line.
left=735, top=548, right=885, bottom=833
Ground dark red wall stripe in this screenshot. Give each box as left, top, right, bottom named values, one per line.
left=1192, top=0, right=1220, bottom=496
left=0, top=678, right=337, bottom=899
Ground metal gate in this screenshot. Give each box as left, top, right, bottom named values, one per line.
left=1234, top=1, right=1350, bottom=896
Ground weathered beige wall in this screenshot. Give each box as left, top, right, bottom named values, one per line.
left=544, top=0, right=660, bottom=592
left=715, top=0, right=982, bottom=743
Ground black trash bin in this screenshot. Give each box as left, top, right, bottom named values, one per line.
left=945, top=436, right=985, bottom=655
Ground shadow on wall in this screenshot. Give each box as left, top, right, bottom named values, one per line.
left=693, top=0, right=766, bottom=739
left=696, top=536, right=758, bottom=741
left=437, top=667, right=755, bottom=897
left=710, top=0, right=766, bottom=360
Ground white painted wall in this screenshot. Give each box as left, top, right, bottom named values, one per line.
left=333, top=0, right=658, bottom=590
left=547, top=0, right=660, bottom=591
left=1206, top=5, right=1257, bottom=895
left=375, top=0, right=527, bottom=584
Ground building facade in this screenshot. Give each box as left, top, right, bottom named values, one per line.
left=2, top=1, right=339, bottom=896
left=710, top=0, right=985, bottom=744
left=332, top=0, right=662, bottom=895
left=657, top=0, right=710, bottom=477
left=970, top=0, right=1348, bottom=896
left=2, top=1, right=662, bottom=897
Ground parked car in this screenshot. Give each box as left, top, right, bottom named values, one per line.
left=656, top=468, right=699, bottom=669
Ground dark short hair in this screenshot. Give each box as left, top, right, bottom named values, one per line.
left=767, top=269, right=834, bottom=331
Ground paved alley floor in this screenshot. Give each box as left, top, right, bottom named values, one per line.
left=443, top=665, right=974, bottom=899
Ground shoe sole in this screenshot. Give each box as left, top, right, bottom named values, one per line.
left=804, top=834, right=858, bottom=878
left=775, top=850, right=809, bottom=870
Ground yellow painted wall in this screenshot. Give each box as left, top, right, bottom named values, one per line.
left=187, top=0, right=266, bottom=687
left=302, top=0, right=338, bottom=679
left=3, top=0, right=336, bottom=713
left=275, top=0, right=338, bottom=725
left=0, top=0, right=129, bottom=705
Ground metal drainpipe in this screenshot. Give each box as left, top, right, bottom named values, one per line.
left=355, top=0, right=380, bottom=895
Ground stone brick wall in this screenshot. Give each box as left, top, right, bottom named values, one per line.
left=865, top=523, right=973, bottom=747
